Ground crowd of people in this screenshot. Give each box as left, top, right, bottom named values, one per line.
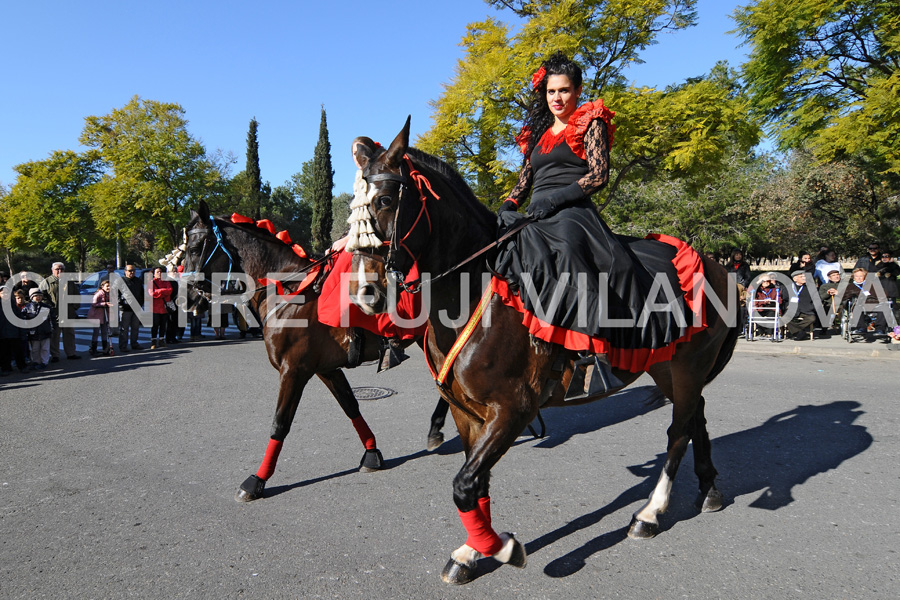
left=1, top=262, right=258, bottom=377
left=730, top=242, right=900, bottom=342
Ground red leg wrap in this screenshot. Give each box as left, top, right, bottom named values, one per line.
left=351, top=415, right=377, bottom=450
left=256, top=438, right=283, bottom=480
left=478, top=496, right=492, bottom=526
left=458, top=505, right=503, bottom=556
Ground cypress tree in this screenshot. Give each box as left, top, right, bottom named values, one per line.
left=309, top=106, right=334, bottom=253
left=246, top=118, right=261, bottom=220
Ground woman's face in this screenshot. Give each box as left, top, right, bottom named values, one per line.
left=546, top=74, right=581, bottom=122
left=800, top=254, right=810, bottom=263
left=100, top=281, right=110, bottom=291
left=153, top=268, right=162, bottom=279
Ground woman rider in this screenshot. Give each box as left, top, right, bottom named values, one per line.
left=494, top=52, right=694, bottom=371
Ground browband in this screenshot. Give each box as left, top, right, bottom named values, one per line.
left=365, top=172, right=407, bottom=185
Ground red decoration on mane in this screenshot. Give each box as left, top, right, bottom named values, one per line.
left=230, top=212, right=309, bottom=259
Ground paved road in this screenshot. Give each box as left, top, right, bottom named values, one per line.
left=1, top=331, right=897, bottom=598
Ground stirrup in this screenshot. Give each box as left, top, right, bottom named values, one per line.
left=377, top=338, right=409, bottom=373
left=565, top=354, right=625, bottom=400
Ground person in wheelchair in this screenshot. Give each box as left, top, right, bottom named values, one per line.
left=841, top=268, right=890, bottom=335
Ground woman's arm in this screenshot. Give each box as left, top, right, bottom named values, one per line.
left=498, top=160, right=533, bottom=214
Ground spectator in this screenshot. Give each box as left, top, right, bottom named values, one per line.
left=149, top=267, right=173, bottom=349
left=841, top=268, right=889, bottom=335
left=724, top=249, right=752, bottom=288
left=874, top=249, right=899, bottom=301
left=853, top=242, right=882, bottom=272
left=12, top=271, right=39, bottom=296
left=38, top=261, right=80, bottom=362
left=189, top=301, right=206, bottom=341
left=0, top=271, right=8, bottom=286
left=165, top=272, right=184, bottom=345
left=813, top=249, right=841, bottom=285
left=88, top=280, right=113, bottom=356
left=1, top=287, right=29, bottom=375
left=117, top=264, right=145, bottom=352
left=752, top=272, right=785, bottom=333
left=789, top=252, right=816, bottom=279
left=23, top=288, right=53, bottom=369
left=12, top=289, right=32, bottom=366
left=818, top=269, right=844, bottom=328
left=786, top=270, right=817, bottom=341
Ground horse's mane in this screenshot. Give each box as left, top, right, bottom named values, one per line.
left=406, top=147, right=494, bottom=222
left=212, top=214, right=312, bottom=267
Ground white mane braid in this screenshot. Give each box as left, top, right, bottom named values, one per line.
left=345, top=169, right=383, bottom=251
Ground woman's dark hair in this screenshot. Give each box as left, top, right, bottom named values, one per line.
left=522, top=51, right=583, bottom=159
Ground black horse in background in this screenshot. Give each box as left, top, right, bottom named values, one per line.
left=179, top=200, right=449, bottom=502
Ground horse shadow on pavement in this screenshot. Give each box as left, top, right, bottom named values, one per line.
left=506, top=400, right=872, bottom=579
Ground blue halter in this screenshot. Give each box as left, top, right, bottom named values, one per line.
left=199, top=219, right=235, bottom=286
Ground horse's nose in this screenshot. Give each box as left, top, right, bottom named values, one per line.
left=354, top=283, right=384, bottom=314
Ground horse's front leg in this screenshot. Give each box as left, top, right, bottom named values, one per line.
left=441, top=406, right=528, bottom=585
left=236, top=368, right=312, bottom=502
left=318, top=369, right=384, bottom=471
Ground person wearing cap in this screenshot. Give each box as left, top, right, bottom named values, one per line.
left=38, top=261, right=81, bottom=361
left=23, top=287, right=54, bottom=369
left=786, top=270, right=817, bottom=340
left=818, top=268, right=845, bottom=329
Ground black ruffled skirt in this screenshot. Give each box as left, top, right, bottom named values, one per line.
left=494, top=200, right=691, bottom=350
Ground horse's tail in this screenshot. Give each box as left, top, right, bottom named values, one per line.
left=704, top=284, right=743, bottom=386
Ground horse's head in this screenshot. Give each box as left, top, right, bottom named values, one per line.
left=182, top=199, right=236, bottom=297
left=347, top=117, right=430, bottom=314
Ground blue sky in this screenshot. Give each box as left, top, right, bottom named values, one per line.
left=1, top=0, right=749, bottom=197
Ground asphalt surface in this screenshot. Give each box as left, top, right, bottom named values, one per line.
left=1, top=327, right=898, bottom=598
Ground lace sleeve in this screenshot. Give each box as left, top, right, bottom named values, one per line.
left=575, top=119, right=609, bottom=196
left=506, top=160, right=533, bottom=205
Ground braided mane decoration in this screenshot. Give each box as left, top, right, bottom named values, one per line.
left=346, top=169, right=382, bottom=252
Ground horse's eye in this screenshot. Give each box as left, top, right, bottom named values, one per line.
left=377, top=195, right=393, bottom=209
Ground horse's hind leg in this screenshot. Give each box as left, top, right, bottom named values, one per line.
left=690, top=395, right=723, bottom=512
left=628, top=377, right=702, bottom=539
left=427, top=399, right=449, bottom=451
left=318, top=369, right=384, bottom=472
left=236, top=369, right=312, bottom=502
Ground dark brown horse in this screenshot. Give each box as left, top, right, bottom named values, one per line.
left=180, top=200, right=449, bottom=502
left=347, top=119, right=740, bottom=584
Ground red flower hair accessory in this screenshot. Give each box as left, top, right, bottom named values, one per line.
left=531, top=66, right=546, bottom=89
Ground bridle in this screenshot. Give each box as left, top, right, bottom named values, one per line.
left=359, top=156, right=436, bottom=293
left=355, top=154, right=532, bottom=295
left=186, top=218, right=237, bottom=288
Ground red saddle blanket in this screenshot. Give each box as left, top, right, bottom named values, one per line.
left=317, top=248, right=426, bottom=340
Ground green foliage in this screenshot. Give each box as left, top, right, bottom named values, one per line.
left=331, top=192, right=352, bottom=242
left=80, top=96, right=228, bottom=250
left=246, top=118, right=262, bottom=219
left=419, top=0, right=758, bottom=207
left=2, top=151, right=105, bottom=270
left=309, top=107, right=334, bottom=254
left=735, top=0, right=900, bottom=173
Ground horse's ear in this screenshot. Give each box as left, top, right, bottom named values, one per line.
left=352, top=137, right=378, bottom=170
left=198, top=200, right=211, bottom=224
left=384, top=116, right=411, bottom=168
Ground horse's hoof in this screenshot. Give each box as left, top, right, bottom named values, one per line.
left=441, top=558, right=477, bottom=585
left=359, top=448, right=384, bottom=472
left=627, top=516, right=659, bottom=539
left=235, top=474, right=265, bottom=502
left=701, top=487, right=724, bottom=513
left=497, top=533, right=527, bottom=568
left=426, top=432, right=444, bottom=451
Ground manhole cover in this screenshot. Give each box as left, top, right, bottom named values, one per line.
left=352, top=387, right=396, bottom=401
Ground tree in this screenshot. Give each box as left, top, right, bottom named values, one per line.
left=309, top=107, right=334, bottom=254
left=246, top=118, right=262, bottom=219
left=735, top=0, right=900, bottom=173
left=331, top=191, right=352, bottom=242
left=80, top=96, right=228, bottom=250
left=419, top=0, right=759, bottom=207
left=2, top=151, right=105, bottom=270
